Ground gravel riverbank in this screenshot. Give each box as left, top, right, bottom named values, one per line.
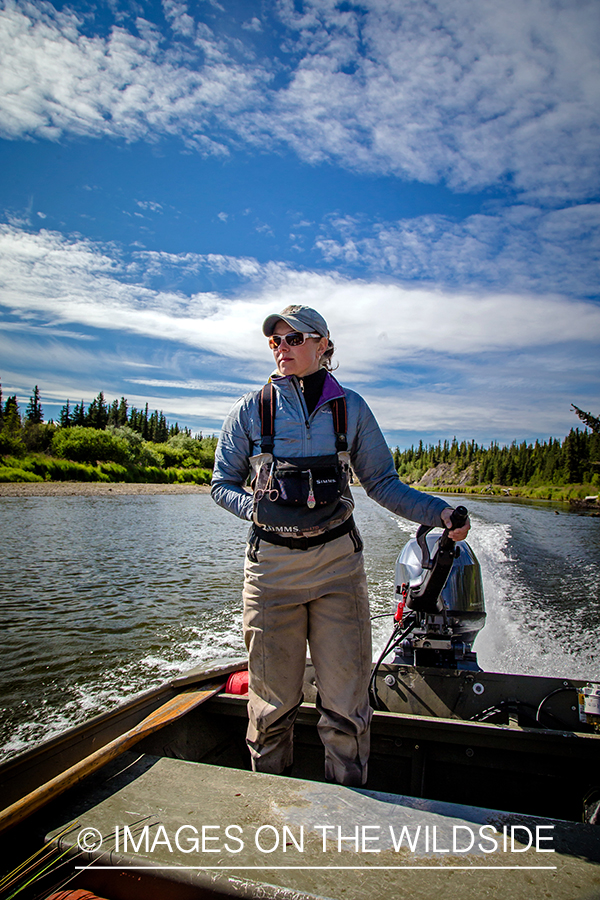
left=0, top=482, right=212, bottom=497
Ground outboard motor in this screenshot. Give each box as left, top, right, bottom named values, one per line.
left=393, top=506, right=485, bottom=670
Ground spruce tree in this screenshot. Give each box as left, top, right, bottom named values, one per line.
left=107, top=399, right=119, bottom=426
left=117, top=397, right=128, bottom=426
left=59, top=401, right=71, bottom=427
left=72, top=401, right=86, bottom=426
left=25, top=386, right=44, bottom=424
left=563, top=429, right=582, bottom=483
left=86, top=392, right=109, bottom=429
left=3, top=396, right=21, bottom=434
left=571, top=404, right=600, bottom=434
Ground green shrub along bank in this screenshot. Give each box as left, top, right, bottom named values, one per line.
left=0, top=454, right=213, bottom=485
left=0, top=382, right=217, bottom=484
left=1, top=383, right=598, bottom=495
left=413, top=481, right=599, bottom=502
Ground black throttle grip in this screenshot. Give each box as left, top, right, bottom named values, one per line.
left=449, top=506, right=468, bottom=530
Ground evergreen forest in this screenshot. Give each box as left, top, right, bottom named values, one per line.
left=0, top=382, right=216, bottom=485
left=0, top=381, right=598, bottom=500
left=391, top=416, right=599, bottom=500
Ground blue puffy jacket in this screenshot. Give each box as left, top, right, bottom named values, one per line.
left=211, top=372, right=450, bottom=531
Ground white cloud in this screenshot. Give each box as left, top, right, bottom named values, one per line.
left=106, top=389, right=232, bottom=421
left=0, top=225, right=273, bottom=359
left=1, top=357, right=236, bottom=425
left=0, top=331, right=85, bottom=368
left=1, top=1, right=598, bottom=199
left=0, top=1, right=265, bottom=149
left=126, top=377, right=257, bottom=394
left=1, top=224, right=599, bottom=440
left=162, top=0, right=195, bottom=38
left=252, top=0, right=600, bottom=198
left=315, top=203, right=600, bottom=298
left=242, top=17, right=263, bottom=33
left=2, top=225, right=599, bottom=364
left=135, top=200, right=163, bottom=213
left=0, top=320, right=95, bottom=340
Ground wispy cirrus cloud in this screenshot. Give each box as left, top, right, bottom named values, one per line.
left=2, top=224, right=599, bottom=361
left=1, top=224, right=599, bottom=440
left=271, top=0, right=600, bottom=199
left=0, top=0, right=265, bottom=152
left=126, top=377, right=257, bottom=395
left=1, top=0, right=599, bottom=200
left=316, top=203, right=600, bottom=298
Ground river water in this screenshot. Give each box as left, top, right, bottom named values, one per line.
left=1, top=489, right=598, bottom=761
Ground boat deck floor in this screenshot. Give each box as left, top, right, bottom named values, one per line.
left=47, top=755, right=600, bottom=900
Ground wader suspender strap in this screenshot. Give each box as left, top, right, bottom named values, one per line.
left=260, top=383, right=276, bottom=453
left=332, top=394, right=348, bottom=452
left=259, top=381, right=348, bottom=453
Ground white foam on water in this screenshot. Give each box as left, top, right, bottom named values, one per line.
left=1, top=688, right=121, bottom=762
left=469, top=519, right=598, bottom=680
left=138, top=618, right=245, bottom=677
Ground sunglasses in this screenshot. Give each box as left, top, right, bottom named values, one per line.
left=268, top=331, right=321, bottom=349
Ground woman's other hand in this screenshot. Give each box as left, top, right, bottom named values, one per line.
left=441, top=507, right=471, bottom=541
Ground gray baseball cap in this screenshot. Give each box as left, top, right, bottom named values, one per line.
left=262, top=305, right=329, bottom=338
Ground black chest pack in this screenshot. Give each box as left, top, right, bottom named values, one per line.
left=250, top=382, right=353, bottom=534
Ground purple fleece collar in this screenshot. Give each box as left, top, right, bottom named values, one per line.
left=270, top=370, right=346, bottom=411
left=318, top=371, right=345, bottom=406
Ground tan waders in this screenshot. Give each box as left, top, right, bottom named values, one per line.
left=243, top=531, right=373, bottom=786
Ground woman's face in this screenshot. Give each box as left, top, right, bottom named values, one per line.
left=271, top=320, right=329, bottom=378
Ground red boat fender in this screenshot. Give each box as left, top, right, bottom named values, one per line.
left=44, top=891, right=110, bottom=900
left=225, top=670, right=249, bottom=694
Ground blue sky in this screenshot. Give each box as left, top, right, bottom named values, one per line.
left=1, top=0, right=599, bottom=448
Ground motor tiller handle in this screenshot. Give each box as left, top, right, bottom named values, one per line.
left=407, top=506, right=468, bottom=614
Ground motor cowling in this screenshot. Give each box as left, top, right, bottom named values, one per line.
left=394, top=535, right=486, bottom=667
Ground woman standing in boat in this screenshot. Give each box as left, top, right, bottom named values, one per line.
left=211, top=305, right=469, bottom=786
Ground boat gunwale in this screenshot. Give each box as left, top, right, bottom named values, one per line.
left=3, top=659, right=598, bottom=788
left=2, top=659, right=599, bottom=836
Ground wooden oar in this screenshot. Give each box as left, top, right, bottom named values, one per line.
left=0, top=680, right=225, bottom=835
